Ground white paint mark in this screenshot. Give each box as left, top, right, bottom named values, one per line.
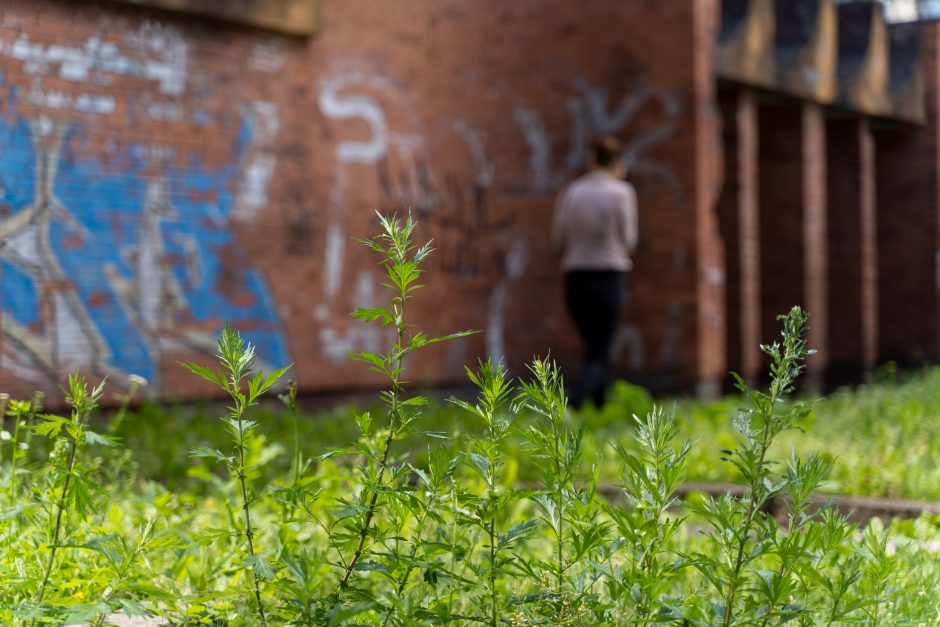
left=142, top=100, right=183, bottom=121
left=26, top=89, right=116, bottom=115
left=249, top=43, right=284, bottom=73
left=324, top=222, right=345, bottom=298
left=233, top=102, right=280, bottom=220
left=250, top=101, right=280, bottom=140
left=235, top=154, right=277, bottom=219
left=318, top=73, right=423, bottom=164
left=514, top=108, right=552, bottom=191
left=514, top=79, right=683, bottom=198
left=1, top=353, right=49, bottom=385
left=656, top=301, right=683, bottom=367
left=320, top=271, right=383, bottom=363
left=2, top=24, right=188, bottom=96
left=319, top=76, right=389, bottom=163
left=27, top=88, right=70, bottom=110
left=487, top=239, right=529, bottom=363
left=612, top=325, right=645, bottom=371
left=453, top=119, right=494, bottom=187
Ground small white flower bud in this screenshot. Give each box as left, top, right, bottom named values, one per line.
left=0, top=431, right=10, bottom=441
left=128, top=374, right=148, bottom=387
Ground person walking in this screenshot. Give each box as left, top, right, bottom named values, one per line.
left=552, top=135, right=638, bottom=409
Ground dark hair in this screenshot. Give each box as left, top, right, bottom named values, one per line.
left=590, top=134, right=624, bottom=167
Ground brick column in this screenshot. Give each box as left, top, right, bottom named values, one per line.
left=859, top=118, right=878, bottom=371
left=738, top=92, right=761, bottom=382
left=802, top=103, right=828, bottom=385
left=825, top=117, right=868, bottom=381
left=718, top=89, right=761, bottom=384
left=758, top=102, right=828, bottom=385
left=876, top=23, right=940, bottom=365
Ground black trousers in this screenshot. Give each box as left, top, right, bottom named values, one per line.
left=564, top=270, right=626, bottom=408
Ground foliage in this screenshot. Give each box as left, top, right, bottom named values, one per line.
left=1, top=215, right=938, bottom=625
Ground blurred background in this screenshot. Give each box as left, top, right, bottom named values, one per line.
left=3, top=0, right=940, bottom=405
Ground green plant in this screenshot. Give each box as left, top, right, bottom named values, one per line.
left=605, top=406, right=691, bottom=622
left=517, top=357, right=609, bottom=624
left=27, top=373, right=110, bottom=624
left=319, top=212, right=471, bottom=619
left=182, top=324, right=290, bottom=626
left=2, top=216, right=940, bottom=625
left=451, top=359, right=534, bottom=626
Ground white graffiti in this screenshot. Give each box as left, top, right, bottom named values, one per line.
left=611, top=326, right=645, bottom=371
left=235, top=102, right=281, bottom=220
left=2, top=22, right=188, bottom=96
left=318, top=73, right=423, bottom=164
left=486, top=239, right=529, bottom=364
left=25, top=88, right=117, bottom=116
left=324, top=222, right=345, bottom=299
left=319, top=271, right=387, bottom=363
left=515, top=79, right=683, bottom=200
left=249, top=42, right=285, bottom=73
left=453, top=119, right=494, bottom=187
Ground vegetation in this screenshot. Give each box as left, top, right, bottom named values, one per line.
left=1, top=214, right=939, bottom=625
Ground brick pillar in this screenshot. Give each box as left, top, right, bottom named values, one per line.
left=758, top=102, right=828, bottom=385
left=802, top=104, right=828, bottom=385
left=739, top=92, right=761, bottom=382
left=859, top=119, right=878, bottom=371
left=876, top=23, right=940, bottom=365
left=718, top=89, right=761, bottom=384
left=825, top=117, right=867, bottom=381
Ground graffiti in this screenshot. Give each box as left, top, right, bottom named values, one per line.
left=0, top=105, right=288, bottom=392
left=234, top=101, right=280, bottom=221
left=486, top=238, right=529, bottom=364
left=611, top=247, right=686, bottom=372
left=318, top=69, right=513, bottom=280
left=515, top=79, right=684, bottom=202
left=319, top=271, right=392, bottom=364
left=318, top=73, right=423, bottom=165
left=249, top=42, right=285, bottom=73
left=1, top=23, right=188, bottom=96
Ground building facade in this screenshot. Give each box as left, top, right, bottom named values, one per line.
left=0, top=0, right=936, bottom=402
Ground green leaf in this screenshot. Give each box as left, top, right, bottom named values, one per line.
left=85, top=429, right=118, bottom=447
left=245, top=554, right=276, bottom=581
left=190, top=447, right=235, bottom=465
left=349, top=351, right=386, bottom=370
left=351, top=306, right=395, bottom=326
left=33, top=414, right=67, bottom=438
left=179, top=361, right=222, bottom=387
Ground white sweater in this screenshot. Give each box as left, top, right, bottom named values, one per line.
left=552, top=171, right=638, bottom=272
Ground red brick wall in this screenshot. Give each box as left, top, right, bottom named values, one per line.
left=758, top=104, right=806, bottom=351
left=756, top=100, right=829, bottom=383
left=0, top=0, right=714, bottom=402
left=826, top=118, right=865, bottom=376
left=876, top=22, right=940, bottom=366
left=717, top=87, right=760, bottom=384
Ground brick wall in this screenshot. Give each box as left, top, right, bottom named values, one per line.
left=876, top=22, right=940, bottom=366
left=0, top=0, right=715, bottom=402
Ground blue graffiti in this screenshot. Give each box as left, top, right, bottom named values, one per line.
left=0, top=103, right=288, bottom=390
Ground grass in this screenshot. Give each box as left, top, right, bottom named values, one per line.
left=95, top=364, right=940, bottom=504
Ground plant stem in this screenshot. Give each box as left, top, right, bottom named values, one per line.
left=236, top=413, right=267, bottom=627
left=722, top=383, right=780, bottom=627
left=339, top=300, right=408, bottom=592
left=489, top=516, right=498, bottom=627
left=553, top=412, right=565, bottom=623
left=32, top=433, right=78, bottom=619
